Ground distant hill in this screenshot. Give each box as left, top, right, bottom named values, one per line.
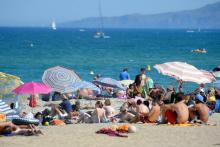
left=60, top=1, right=220, bottom=29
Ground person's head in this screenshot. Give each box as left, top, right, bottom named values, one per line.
left=10, top=103, right=15, bottom=109
left=154, top=83, right=159, bottom=89
left=200, top=83, right=205, bottom=88
left=120, top=106, right=128, bottom=113
left=136, top=99, right=142, bottom=105
left=42, top=108, right=51, bottom=116
left=95, top=101, right=103, bottom=108
left=195, top=94, right=204, bottom=104
left=208, top=87, right=215, bottom=96
left=104, top=99, right=111, bottom=106
left=143, top=100, right=149, bottom=107
left=123, top=68, right=128, bottom=72
left=167, top=85, right=174, bottom=92
left=134, top=75, right=141, bottom=86
left=34, top=112, right=42, bottom=120
left=175, top=92, right=185, bottom=103
left=127, top=98, right=136, bottom=107
left=140, top=68, right=145, bottom=74
left=128, top=84, right=134, bottom=90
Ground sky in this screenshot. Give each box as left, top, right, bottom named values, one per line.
left=0, top=0, right=219, bottom=26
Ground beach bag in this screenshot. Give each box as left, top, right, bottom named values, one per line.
left=29, top=97, right=37, bottom=108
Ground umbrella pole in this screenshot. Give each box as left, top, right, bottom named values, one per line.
left=32, top=94, right=34, bottom=113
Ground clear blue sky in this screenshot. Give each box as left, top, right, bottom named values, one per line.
left=0, top=0, right=219, bottom=26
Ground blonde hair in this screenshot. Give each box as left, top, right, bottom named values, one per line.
left=104, top=99, right=111, bottom=106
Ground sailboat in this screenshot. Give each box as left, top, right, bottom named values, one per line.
left=94, top=1, right=110, bottom=39
left=51, top=20, right=56, bottom=30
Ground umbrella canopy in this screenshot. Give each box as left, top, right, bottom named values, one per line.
left=0, top=72, right=23, bottom=96
left=213, top=80, right=220, bottom=88
left=154, top=62, right=215, bottom=84
left=42, top=66, right=81, bottom=93
left=120, top=80, right=134, bottom=87
left=12, top=82, right=51, bottom=94
left=72, top=81, right=101, bottom=93
left=93, top=78, right=124, bottom=89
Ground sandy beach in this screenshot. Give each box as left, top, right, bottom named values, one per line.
left=1, top=113, right=220, bottom=147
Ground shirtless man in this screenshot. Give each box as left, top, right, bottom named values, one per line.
left=189, top=94, right=209, bottom=123
left=143, top=101, right=161, bottom=123
left=0, top=122, right=43, bottom=136
left=162, top=93, right=189, bottom=124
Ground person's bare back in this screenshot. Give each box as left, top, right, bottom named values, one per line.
left=172, top=101, right=189, bottom=123
left=147, top=103, right=161, bottom=122
left=194, top=103, right=209, bottom=123
left=137, top=104, right=149, bottom=115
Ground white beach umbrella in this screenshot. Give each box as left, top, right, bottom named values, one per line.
left=154, top=62, right=215, bottom=84
left=42, top=66, right=81, bottom=93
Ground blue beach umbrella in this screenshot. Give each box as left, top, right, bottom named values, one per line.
left=72, top=81, right=101, bottom=93
left=93, top=77, right=124, bottom=89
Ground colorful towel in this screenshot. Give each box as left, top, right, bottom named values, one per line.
left=96, top=128, right=128, bottom=137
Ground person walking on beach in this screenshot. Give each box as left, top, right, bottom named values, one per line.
left=119, top=68, right=130, bottom=80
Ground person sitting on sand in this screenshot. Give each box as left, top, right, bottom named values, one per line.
left=127, top=98, right=137, bottom=115
left=46, top=94, right=72, bottom=120
left=0, top=122, right=43, bottom=136
left=139, top=100, right=161, bottom=123
left=78, top=101, right=107, bottom=123
left=103, top=99, right=115, bottom=121
left=118, top=105, right=135, bottom=123
left=189, top=94, right=209, bottom=123
left=162, top=93, right=189, bottom=124
left=163, top=85, right=176, bottom=104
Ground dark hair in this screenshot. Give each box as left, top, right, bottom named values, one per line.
left=140, top=68, right=145, bottom=72
left=175, top=92, right=185, bottom=103
left=143, top=100, right=149, bottom=107
left=136, top=99, right=142, bottom=105
left=2, top=126, right=12, bottom=134
left=34, top=112, right=42, bottom=119
left=95, top=101, right=103, bottom=108
left=134, top=75, right=141, bottom=86
left=10, top=103, right=15, bottom=109
left=129, top=84, right=134, bottom=89
left=123, top=68, right=128, bottom=72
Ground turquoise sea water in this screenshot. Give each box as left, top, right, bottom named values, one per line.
left=0, top=28, right=219, bottom=92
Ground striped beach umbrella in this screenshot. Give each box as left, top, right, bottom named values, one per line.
left=0, top=72, right=23, bottom=97
left=154, top=62, right=215, bottom=84
left=42, top=66, right=81, bottom=93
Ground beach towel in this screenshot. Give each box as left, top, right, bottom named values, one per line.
left=50, top=119, right=65, bottom=126
left=96, top=128, right=128, bottom=137
left=165, top=110, right=177, bottom=124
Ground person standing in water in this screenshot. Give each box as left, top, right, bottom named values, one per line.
left=119, top=68, right=130, bottom=80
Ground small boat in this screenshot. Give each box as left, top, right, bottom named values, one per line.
left=51, top=20, right=56, bottom=30
left=94, top=0, right=110, bottom=39
left=191, top=48, right=207, bottom=53
left=186, top=30, right=195, bottom=33
left=79, top=29, right=85, bottom=32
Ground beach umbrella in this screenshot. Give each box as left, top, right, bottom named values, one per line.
left=12, top=82, right=51, bottom=95
left=93, top=77, right=124, bottom=89
left=12, top=82, right=51, bottom=108
left=154, top=62, right=215, bottom=84
left=72, top=81, right=101, bottom=93
left=120, top=80, right=134, bottom=87
left=213, top=80, right=220, bottom=88
left=42, top=66, right=81, bottom=93
left=200, top=70, right=216, bottom=82
left=0, top=72, right=23, bottom=97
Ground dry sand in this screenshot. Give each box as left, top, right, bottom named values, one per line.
left=1, top=113, right=220, bottom=147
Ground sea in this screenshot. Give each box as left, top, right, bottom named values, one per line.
left=0, top=27, right=220, bottom=93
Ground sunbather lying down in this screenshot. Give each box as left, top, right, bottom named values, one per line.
left=0, top=122, right=43, bottom=136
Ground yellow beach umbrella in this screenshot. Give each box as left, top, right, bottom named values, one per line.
left=120, top=80, right=134, bottom=87
left=0, top=72, right=23, bottom=97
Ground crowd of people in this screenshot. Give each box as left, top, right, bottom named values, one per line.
left=1, top=67, right=220, bottom=136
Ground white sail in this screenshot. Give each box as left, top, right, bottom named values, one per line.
left=51, top=20, right=56, bottom=30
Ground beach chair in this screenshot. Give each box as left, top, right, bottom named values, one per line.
left=0, top=99, right=19, bottom=120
